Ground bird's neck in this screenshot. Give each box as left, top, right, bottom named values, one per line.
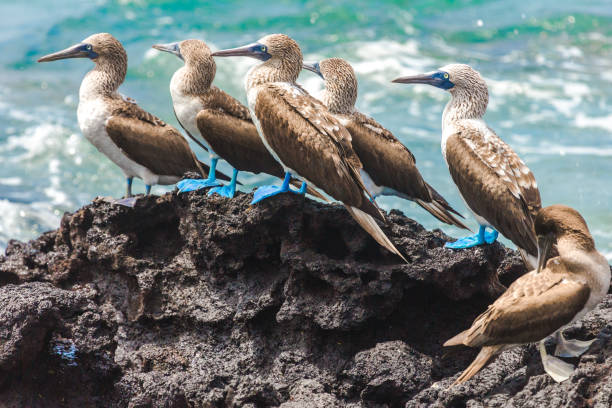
left=171, top=65, right=212, bottom=97
left=442, top=87, right=489, bottom=131
left=79, top=58, right=126, bottom=100
left=321, top=86, right=355, bottom=115
left=246, top=58, right=300, bottom=89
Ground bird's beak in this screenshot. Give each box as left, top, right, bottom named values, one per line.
left=152, top=42, right=182, bottom=60
left=212, top=43, right=270, bottom=61
left=536, top=233, right=554, bottom=273
left=302, top=61, right=323, bottom=79
left=392, top=71, right=453, bottom=89
left=37, top=43, right=94, bottom=63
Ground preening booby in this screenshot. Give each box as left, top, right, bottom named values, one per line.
left=303, top=58, right=467, bottom=229
left=393, top=64, right=541, bottom=266
left=37, top=33, right=222, bottom=202
left=152, top=39, right=324, bottom=200
left=212, top=34, right=405, bottom=261
left=444, top=205, right=610, bottom=384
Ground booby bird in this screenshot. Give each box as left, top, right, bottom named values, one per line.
left=393, top=64, right=541, bottom=265
left=152, top=39, right=325, bottom=200
left=303, top=58, right=467, bottom=230
left=37, top=33, right=225, bottom=202
left=212, top=34, right=405, bottom=261
left=444, top=205, right=610, bottom=384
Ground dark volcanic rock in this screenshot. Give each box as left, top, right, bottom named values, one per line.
left=0, top=191, right=609, bottom=407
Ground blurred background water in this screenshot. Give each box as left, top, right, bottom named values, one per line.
left=1, top=0, right=611, bottom=260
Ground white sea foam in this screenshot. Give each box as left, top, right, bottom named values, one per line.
left=574, top=113, right=612, bottom=132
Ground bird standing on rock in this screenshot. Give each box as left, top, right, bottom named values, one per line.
left=444, top=205, right=610, bottom=384
left=212, top=34, right=406, bottom=261
left=152, top=39, right=325, bottom=200
left=303, top=58, right=468, bottom=230
left=37, top=33, right=224, bottom=205
left=393, top=64, right=541, bottom=268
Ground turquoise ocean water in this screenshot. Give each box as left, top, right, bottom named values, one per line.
left=1, top=0, right=611, bottom=259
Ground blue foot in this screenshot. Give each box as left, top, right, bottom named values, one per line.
left=208, top=168, right=238, bottom=198
left=484, top=229, right=499, bottom=244
left=250, top=172, right=305, bottom=205
left=445, top=226, right=499, bottom=249
left=208, top=184, right=235, bottom=198
left=177, top=178, right=221, bottom=193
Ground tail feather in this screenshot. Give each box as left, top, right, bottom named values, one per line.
left=425, top=183, right=463, bottom=217
left=452, top=345, right=503, bottom=385
left=415, top=199, right=470, bottom=231
left=443, top=330, right=469, bottom=347
left=344, top=205, right=407, bottom=263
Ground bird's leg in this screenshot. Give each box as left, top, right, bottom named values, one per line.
left=177, top=157, right=223, bottom=193
left=444, top=225, right=488, bottom=249
left=208, top=168, right=239, bottom=199
left=297, top=181, right=307, bottom=195
left=126, top=177, right=133, bottom=198
left=251, top=172, right=297, bottom=204
left=539, top=340, right=574, bottom=382
left=554, top=331, right=596, bottom=358
left=145, top=185, right=151, bottom=195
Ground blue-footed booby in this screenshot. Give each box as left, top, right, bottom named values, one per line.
left=152, top=39, right=325, bottom=201
left=212, top=34, right=405, bottom=261
left=444, top=205, right=610, bottom=384
left=37, top=33, right=225, bottom=203
left=303, top=58, right=467, bottom=230
left=393, top=64, right=541, bottom=266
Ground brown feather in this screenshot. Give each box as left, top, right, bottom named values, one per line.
left=254, top=83, right=383, bottom=221
left=449, top=261, right=590, bottom=348
left=452, top=345, right=504, bottom=385
left=445, top=130, right=541, bottom=255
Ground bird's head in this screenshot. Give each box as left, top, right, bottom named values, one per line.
left=38, top=33, right=125, bottom=65
left=534, top=205, right=594, bottom=272
left=152, top=39, right=216, bottom=89
left=303, top=58, right=357, bottom=113
left=212, top=34, right=302, bottom=83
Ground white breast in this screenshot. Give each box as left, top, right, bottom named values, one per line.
left=170, top=72, right=214, bottom=157
left=76, top=97, right=171, bottom=186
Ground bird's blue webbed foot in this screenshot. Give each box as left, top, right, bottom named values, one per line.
left=208, top=169, right=239, bottom=198
left=251, top=172, right=306, bottom=205
left=445, top=226, right=498, bottom=249
left=177, top=157, right=222, bottom=192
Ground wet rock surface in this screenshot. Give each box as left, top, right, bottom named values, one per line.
left=0, top=191, right=609, bottom=407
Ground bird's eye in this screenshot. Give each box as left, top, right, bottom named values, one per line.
left=86, top=44, right=92, bottom=51
left=443, top=73, right=449, bottom=79
left=261, top=45, right=267, bottom=53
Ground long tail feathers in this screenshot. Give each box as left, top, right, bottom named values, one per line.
left=345, top=205, right=407, bottom=263
left=452, top=345, right=503, bottom=386
left=443, top=330, right=469, bottom=347
left=415, top=198, right=470, bottom=231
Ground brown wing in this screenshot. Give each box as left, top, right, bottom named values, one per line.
left=453, top=263, right=589, bottom=347
left=445, top=130, right=541, bottom=255
left=105, top=98, right=201, bottom=177
left=254, top=84, right=380, bottom=219
left=344, top=111, right=431, bottom=200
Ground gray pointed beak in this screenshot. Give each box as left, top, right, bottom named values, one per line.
left=392, top=73, right=437, bottom=85
left=392, top=71, right=455, bottom=90
left=302, top=61, right=323, bottom=79
left=536, top=234, right=554, bottom=273
left=152, top=42, right=182, bottom=59
left=37, top=43, right=93, bottom=63
left=212, top=43, right=270, bottom=61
